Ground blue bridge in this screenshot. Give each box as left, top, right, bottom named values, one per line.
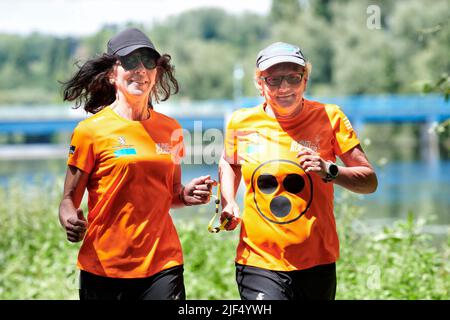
left=0, top=94, right=449, bottom=161
left=1, top=94, right=449, bottom=133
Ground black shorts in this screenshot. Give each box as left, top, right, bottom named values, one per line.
left=79, top=265, right=185, bottom=300
left=236, top=263, right=336, bottom=300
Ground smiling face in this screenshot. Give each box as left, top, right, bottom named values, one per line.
left=111, top=49, right=158, bottom=100
left=257, top=62, right=307, bottom=116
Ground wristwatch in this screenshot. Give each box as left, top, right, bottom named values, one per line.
left=323, top=161, right=339, bottom=182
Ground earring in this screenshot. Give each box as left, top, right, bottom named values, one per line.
left=109, top=79, right=115, bottom=85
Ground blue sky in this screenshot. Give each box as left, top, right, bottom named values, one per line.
left=0, top=0, right=271, bottom=36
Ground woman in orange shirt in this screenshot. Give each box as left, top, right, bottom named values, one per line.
left=219, top=42, right=378, bottom=300
left=59, top=28, right=215, bottom=300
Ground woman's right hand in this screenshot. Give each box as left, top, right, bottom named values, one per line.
left=60, top=207, right=88, bottom=242
left=59, top=166, right=89, bottom=242
left=220, top=202, right=241, bottom=231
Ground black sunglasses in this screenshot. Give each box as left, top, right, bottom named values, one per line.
left=260, top=73, right=304, bottom=87
left=118, top=49, right=158, bottom=71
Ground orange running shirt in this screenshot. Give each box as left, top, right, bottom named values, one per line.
left=224, top=100, right=360, bottom=271
left=68, top=106, right=185, bottom=278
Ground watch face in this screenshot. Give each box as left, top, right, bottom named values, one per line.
left=329, top=164, right=338, bottom=177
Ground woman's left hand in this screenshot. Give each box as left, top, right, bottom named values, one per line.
left=182, top=175, right=217, bottom=206
left=296, top=146, right=327, bottom=179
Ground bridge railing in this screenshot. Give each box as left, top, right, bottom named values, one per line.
left=0, top=94, right=448, bottom=135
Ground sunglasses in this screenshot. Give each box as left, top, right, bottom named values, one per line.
left=118, top=49, right=158, bottom=71
left=260, top=73, right=304, bottom=87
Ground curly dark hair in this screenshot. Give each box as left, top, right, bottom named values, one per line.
left=61, top=53, right=179, bottom=114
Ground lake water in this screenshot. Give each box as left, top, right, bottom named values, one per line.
left=2, top=96, right=448, bottom=241
left=1, top=158, right=449, bottom=228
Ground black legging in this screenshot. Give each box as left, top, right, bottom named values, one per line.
left=236, top=263, right=336, bottom=300
left=79, top=265, right=185, bottom=300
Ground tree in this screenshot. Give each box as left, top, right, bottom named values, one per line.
left=172, top=40, right=236, bottom=100
left=329, top=0, right=395, bottom=94
left=310, top=0, right=333, bottom=22
left=269, top=9, right=334, bottom=91
left=270, top=0, right=301, bottom=22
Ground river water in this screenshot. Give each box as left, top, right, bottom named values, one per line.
left=1, top=158, right=449, bottom=228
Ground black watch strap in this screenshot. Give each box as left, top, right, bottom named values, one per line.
left=322, top=173, right=334, bottom=183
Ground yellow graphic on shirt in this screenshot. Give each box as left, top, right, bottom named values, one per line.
left=251, top=159, right=313, bottom=224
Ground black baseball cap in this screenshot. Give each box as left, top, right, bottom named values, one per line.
left=256, top=42, right=306, bottom=71
left=107, top=28, right=160, bottom=57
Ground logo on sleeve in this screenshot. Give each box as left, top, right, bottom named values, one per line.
left=343, top=116, right=353, bottom=131
left=69, top=145, right=76, bottom=155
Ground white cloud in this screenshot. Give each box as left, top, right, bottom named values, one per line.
left=0, top=0, right=271, bottom=36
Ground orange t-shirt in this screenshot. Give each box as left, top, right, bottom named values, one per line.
left=224, top=100, right=360, bottom=271
left=67, top=106, right=185, bottom=278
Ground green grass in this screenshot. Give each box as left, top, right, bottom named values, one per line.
left=0, top=178, right=448, bottom=299
left=334, top=192, right=450, bottom=299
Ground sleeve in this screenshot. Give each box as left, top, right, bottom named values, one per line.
left=328, top=105, right=360, bottom=156
left=223, top=112, right=239, bottom=165
left=67, top=122, right=95, bottom=174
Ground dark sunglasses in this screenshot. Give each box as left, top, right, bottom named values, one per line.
left=260, top=73, right=304, bottom=87
left=118, top=49, right=158, bottom=71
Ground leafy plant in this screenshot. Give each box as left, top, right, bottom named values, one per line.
left=0, top=180, right=448, bottom=299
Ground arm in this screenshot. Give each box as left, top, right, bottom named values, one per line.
left=171, top=164, right=184, bottom=208
left=334, top=144, right=378, bottom=194
left=58, top=165, right=89, bottom=242
left=218, top=155, right=242, bottom=230
left=297, top=144, right=378, bottom=194
left=219, top=156, right=242, bottom=207
left=171, top=164, right=217, bottom=208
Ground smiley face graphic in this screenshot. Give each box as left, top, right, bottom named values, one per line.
left=250, top=159, right=313, bottom=224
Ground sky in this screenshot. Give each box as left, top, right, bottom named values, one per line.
left=0, top=0, right=271, bottom=36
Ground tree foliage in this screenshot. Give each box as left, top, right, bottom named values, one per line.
left=270, top=0, right=301, bottom=22
left=0, top=0, right=448, bottom=104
